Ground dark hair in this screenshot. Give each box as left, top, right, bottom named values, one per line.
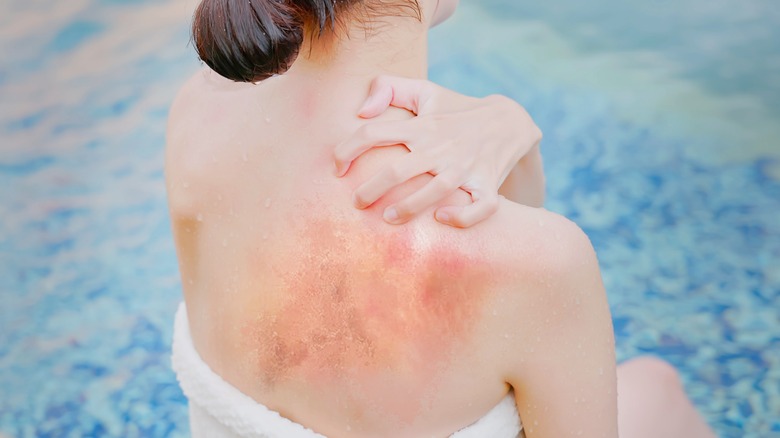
left=192, top=0, right=421, bottom=83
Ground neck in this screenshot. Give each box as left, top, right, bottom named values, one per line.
left=285, top=10, right=432, bottom=82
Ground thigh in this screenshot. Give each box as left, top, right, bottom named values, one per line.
left=616, top=357, right=716, bottom=438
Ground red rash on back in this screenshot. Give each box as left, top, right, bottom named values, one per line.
left=241, top=217, right=493, bottom=392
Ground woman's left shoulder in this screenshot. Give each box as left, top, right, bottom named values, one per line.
left=164, top=69, right=247, bottom=218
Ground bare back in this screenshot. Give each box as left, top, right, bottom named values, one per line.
left=166, top=66, right=615, bottom=437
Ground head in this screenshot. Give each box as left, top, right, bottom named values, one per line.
left=192, top=0, right=458, bottom=83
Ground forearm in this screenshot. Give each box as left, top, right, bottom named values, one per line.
left=499, top=144, right=545, bottom=207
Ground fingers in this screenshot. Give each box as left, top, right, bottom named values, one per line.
left=383, top=170, right=464, bottom=225
left=434, top=191, right=500, bottom=228
left=358, top=75, right=434, bottom=118
left=333, top=120, right=410, bottom=177
left=353, top=152, right=436, bottom=209
left=358, top=77, right=395, bottom=119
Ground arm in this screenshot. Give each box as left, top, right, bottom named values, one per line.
left=498, top=143, right=545, bottom=207
left=334, top=75, right=545, bottom=228
left=501, top=213, right=617, bottom=437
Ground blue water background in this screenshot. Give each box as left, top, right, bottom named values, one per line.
left=1, top=0, right=778, bottom=436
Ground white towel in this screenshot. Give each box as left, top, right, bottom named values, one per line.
left=172, top=303, right=522, bottom=438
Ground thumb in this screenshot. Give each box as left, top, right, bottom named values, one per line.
left=358, top=79, right=394, bottom=118
left=359, top=75, right=430, bottom=118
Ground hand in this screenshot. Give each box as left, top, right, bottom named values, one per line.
left=334, top=75, right=543, bottom=228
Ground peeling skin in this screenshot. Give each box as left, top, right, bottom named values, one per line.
left=241, top=214, right=494, bottom=402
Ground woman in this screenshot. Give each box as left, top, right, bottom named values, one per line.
left=166, top=0, right=715, bottom=436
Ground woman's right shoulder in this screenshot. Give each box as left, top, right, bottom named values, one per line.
left=479, top=200, right=617, bottom=437
left=483, top=199, right=597, bottom=278
left=475, top=199, right=605, bottom=327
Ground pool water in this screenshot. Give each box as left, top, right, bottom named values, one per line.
left=1, top=0, right=778, bottom=436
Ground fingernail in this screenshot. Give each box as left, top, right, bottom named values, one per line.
left=383, top=207, right=399, bottom=223
left=358, top=96, right=374, bottom=116
left=436, top=211, right=450, bottom=223
left=353, top=193, right=366, bottom=209
left=359, top=95, right=377, bottom=117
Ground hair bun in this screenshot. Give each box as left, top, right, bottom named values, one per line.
left=192, top=0, right=305, bottom=82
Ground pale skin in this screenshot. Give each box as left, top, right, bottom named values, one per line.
left=166, top=0, right=715, bottom=436
left=334, top=75, right=546, bottom=226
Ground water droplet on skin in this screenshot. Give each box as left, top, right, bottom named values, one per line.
left=262, top=233, right=269, bottom=240
left=242, top=152, right=248, bottom=162
left=503, top=333, right=509, bottom=339
left=265, top=198, right=272, bottom=208
left=492, top=309, right=497, bottom=316
left=182, top=182, right=190, bottom=189
left=188, top=279, right=194, bottom=285
left=538, top=219, right=544, bottom=227
left=265, top=116, right=271, bottom=123
left=222, top=239, right=228, bottom=247
left=196, top=213, right=203, bottom=222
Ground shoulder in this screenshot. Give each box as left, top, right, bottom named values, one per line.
left=165, top=69, right=246, bottom=218
left=475, top=198, right=607, bottom=346
left=477, top=201, right=617, bottom=435
left=167, top=68, right=240, bottom=148
left=482, top=200, right=598, bottom=280
left=167, top=68, right=213, bottom=137
left=165, top=70, right=208, bottom=218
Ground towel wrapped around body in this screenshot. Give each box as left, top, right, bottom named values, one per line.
left=172, top=303, right=523, bottom=438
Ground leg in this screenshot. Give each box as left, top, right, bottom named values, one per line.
left=617, top=357, right=716, bottom=438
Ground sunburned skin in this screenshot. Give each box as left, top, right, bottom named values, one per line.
left=240, top=209, right=495, bottom=411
